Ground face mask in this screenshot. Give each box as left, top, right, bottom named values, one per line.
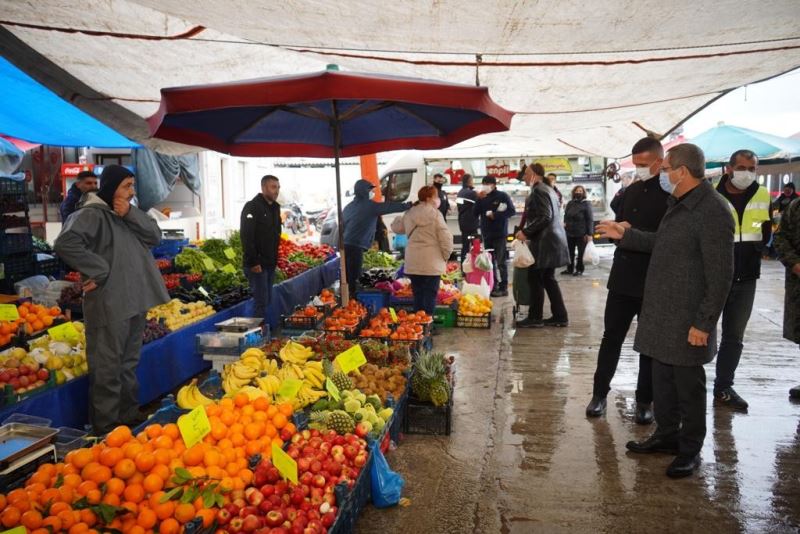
left=730, top=171, right=756, bottom=190
left=634, top=166, right=652, bottom=181
left=659, top=171, right=676, bottom=195
left=482, top=185, right=492, bottom=193
left=433, top=182, right=443, bottom=190
left=574, top=193, right=585, bottom=201
left=368, top=191, right=376, bottom=200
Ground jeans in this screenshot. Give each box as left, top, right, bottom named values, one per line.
left=246, top=267, right=275, bottom=320
left=527, top=267, right=568, bottom=321
left=652, top=360, right=707, bottom=457
left=592, top=291, right=653, bottom=403
left=485, top=235, right=508, bottom=290
left=344, top=245, right=364, bottom=294
left=566, top=236, right=588, bottom=273
left=409, top=274, right=440, bottom=316
left=715, top=279, right=757, bottom=392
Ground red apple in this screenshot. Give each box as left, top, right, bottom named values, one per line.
left=0, top=370, right=11, bottom=383
left=343, top=445, right=357, bottom=460
left=232, top=498, right=247, bottom=510
left=260, top=484, right=276, bottom=498
left=240, top=506, right=259, bottom=518
left=265, top=510, right=285, bottom=528
left=302, top=430, right=312, bottom=440
left=242, top=514, right=263, bottom=533
left=319, top=443, right=331, bottom=455
left=268, top=494, right=282, bottom=507
left=217, top=508, right=232, bottom=526
left=291, top=433, right=302, bottom=444
left=290, top=489, right=305, bottom=506
left=18, top=364, right=30, bottom=376
left=258, top=499, right=274, bottom=515
left=297, top=458, right=311, bottom=472
left=322, top=493, right=335, bottom=507
left=9, top=377, right=20, bottom=389
left=271, top=528, right=289, bottom=534
left=299, top=472, right=313, bottom=486
left=229, top=518, right=244, bottom=533
left=280, top=427, right=294, bottom=442
left=288, top=448, right=300, bottom=460
left=353, top=452, right=367, bottom=468
left=245, top=487, right=264, bottom=506
left=275, top=481, right=289, bottom=495
left=321, top=512, right=335, bottom=528
left=18, top=375, right=29, bottom=387
left=266, top=467, right=281, bottom=484
left=312, top=475, right=326, bottom=488
left=225, top=503, right=240, bottom=517
left=292, top=517, right=308, bottom=531
left=36, top=368, right=49, bottom=381
left=309, top=461, right=321, bottom=474
left=306, top=510, right=320, bottom=521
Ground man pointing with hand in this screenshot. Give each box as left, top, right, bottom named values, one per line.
left=597, top=143, right=734, bottom=479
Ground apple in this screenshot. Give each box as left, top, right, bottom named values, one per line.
left=229, top=518, right=244, bottom=533
left=300, top=484, right=311, bottom=497
left=290, top=489, right=305, bottom=506
left=321, top=512, right=335, bottom=528
left=0, top=370, right=11, bottom=382
left=258, top=500, right=274, bottom=515
left=232, top=498, right=247, bottom=510
left=266, top=468, right=281, bottom=484
left=270, top=528, right=289, bottom=534
left=9, top=377, right=20, bottom=389
left=288, top=448, right=300, bottom=460
left=343, top=445, right=357, bottom=460
left=280, top=427, right=294, bottom=442
left=309, top=461, right=321, bottom=474
left=275, top=481, right=289, bottom=495
left=245, top=487, right=264, bottom=506
left=334, top=435, right=346, bottom=446
left=36, top=368, right=49, bottom=381
left=291, top=433, right=302, bottom=444
left=302, top=446, right=315, bottom=457
left=322, top=493, right=335, bottom=507
left=308, top=430, right=318, bottom=439
left=312, top=475, right=326, bottom=489
left=240, top=506, right=259, bottom=518
left=260, top=484, right=276, bottom=498
left=5, top=358, right=19, bottom=369
left=354, top=452, right=367, bottom=468
left=19, top=364, right=30, bottom=376
left=305, top=519, right=323, bottom=533
left=354, top=422, right=369, bottom=438
left=297, top=458, right=311, bottom=472
left=268, top=494, right=282, bottom=507
left=217, top=508, right=232, bottom=526
left=265, top=510, right=285, bottom=528
left=330, top=445, right=343, bottom=456
left=299, top=472, right=313, bottom=486
left=300, top=502, right=312, bottom=513
left=242, top=514, right=263, bottom=533
left=292, top=517, right=308, bottom=531
left=306, top=510, right=320, bottom=521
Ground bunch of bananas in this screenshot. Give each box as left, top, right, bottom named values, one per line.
left=279, top=342, right=314, bottom=364
left=222, top=360, right=260, bottom=394
left=176, top=379, right=215, bottom=409
left=293, top=384, right=327, bottom=410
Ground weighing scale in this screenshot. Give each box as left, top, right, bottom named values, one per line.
left=0, top=423, right=58, bottom=490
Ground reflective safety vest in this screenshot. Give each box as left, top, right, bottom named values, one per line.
left=724, top=186, right=771, bottom=242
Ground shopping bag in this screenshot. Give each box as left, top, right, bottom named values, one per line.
left=584, top=241, right=600, bottom=266
left=474, top=251, right=493, bottom=272
left=511, top=239, right=535, bottom=268
left=462, top=277, right=491, bottom=300
left=462, top=256, right=474, bottom=273
left=370, top=441, right=404, bottom=508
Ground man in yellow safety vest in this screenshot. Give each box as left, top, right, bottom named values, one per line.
left=713, top=149, right=772, bottom=411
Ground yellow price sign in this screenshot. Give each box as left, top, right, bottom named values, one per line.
left=224, top=248, right=236, bottom=260
left=177, top=405, right=211, bottom=448
left=271, top=442, right=298, bottom=484
left=222, top=264, right=237, bottom=274
left=325, top=378, right=341, bottom=401
left=277, top=378, right=303, bottom=400
left=202, top=258, right=216, bottom=271
left=48, top=322, right=80, bottom=343
left=389, top=307, right=398, bottom=323
left=1, top=527, right=27, bottom=534
left=334, top=345, right=366, bottom=374
left=0, top=304, right=19, bottom=321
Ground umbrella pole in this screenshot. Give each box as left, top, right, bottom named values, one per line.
left=332, top=106, right=349, bottom=305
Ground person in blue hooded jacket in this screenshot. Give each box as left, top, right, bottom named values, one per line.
left=342, top=179, right=411, bottom=291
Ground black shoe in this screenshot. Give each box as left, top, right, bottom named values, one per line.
left=635, top=402, right=654, bottom=425
left=573, top=271, right=584, bottom=277
left=714, top=387, right=749, bottom=411
left=560, top=269, right=573, bottom=275
left=790, top=386, right=800, bottom=399
left=585, top=396, right=606, bottom=417
left=490, top=289, right=508, bottom=297
left=666, top=454, right=700, bottom=478
left=516, top=317, right=544, bottom=328
left=625, top=435, right=680, bottom=454
left=543, top=317, right=569, bottom=327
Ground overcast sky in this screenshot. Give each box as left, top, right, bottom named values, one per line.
left=682, top=67, right=800, bottom=139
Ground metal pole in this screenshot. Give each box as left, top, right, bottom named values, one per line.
left=332, top=101, right=349, bottom=304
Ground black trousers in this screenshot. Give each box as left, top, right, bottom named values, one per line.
left=566, top=236, right=588, bottom=273
left=527, top=267, right=568, bottom=321
left=344, top=244, right=364, bottom=294
left=485, top=235, right=509, bottom=290
left=652, top=360, right=707, bottom=457
left=592, top=291, right=653, bottom=403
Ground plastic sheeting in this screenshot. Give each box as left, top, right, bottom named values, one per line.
left=0, top=0, right=799, bottom=157
left=131, top=147, right=200, bottom=210
left=0, top=136, right=23, bottom=174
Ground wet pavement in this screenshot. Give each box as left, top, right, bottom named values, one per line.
left=357, top=253, right=800, bottom=533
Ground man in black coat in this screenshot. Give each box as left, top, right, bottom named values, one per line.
left=456, top=174, right=479, bottom=265
left=240, top=175, right=282, bottom=321
left=60, top=170, right=98, bottom=221
left=586, top=137, right=668, bottom=424
left=515, top=163, right=570, bottom=327
left=432, top=173, right=450, bottom=220
left=476, top=176, right=516, bottom=297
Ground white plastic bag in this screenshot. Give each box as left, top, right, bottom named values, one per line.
left=462, top=256, right=474, bottom=273
left=511, top=239, right=535, bottom=268
left=584, top=241, right=600, bottom=266
left=462, top=278, right=491, bottom=300
left=475, top=251, right=493, bottom=272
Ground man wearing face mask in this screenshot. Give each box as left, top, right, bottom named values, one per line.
left=476, top=175, right=516, bottom=297
left=456, top=174, right=479, bottom=265
left=586, top=137, right=669, bottom=423
left=432, top=173, right=450, bottom=220
left=712, top=150, right=771, bottom=411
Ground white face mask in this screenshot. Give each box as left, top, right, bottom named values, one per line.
left=634, top=166, right=652, bottom=181
left=368, top=190, right=376, bottom=200
left=731, top=171, right=756, bottom=190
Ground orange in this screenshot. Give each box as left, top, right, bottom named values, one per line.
left=21, top=509, right=43, bottom=530
left=153, top=448, right=171, bottom=466
left=245, top=440, right=261, bottom=457
left=99, top=447, right=124, bottom=467
left=266, top=405, right=278, bottom=418
left=42, top=315, right=54, bottom=327
left=58, top=485, right=75, bottom=504
left=210, top=422, right=228, bottom=441
left=154, top=499, right=175, bottom=521
left=113, top=458, right=136, bottom=480
left=49, top=502, right=72, bottom=516
left=234, top=392, right=249, bottom=407
left=278, top=402, right=293, bottom=417
left=160, top=517, right=180, bottom=534
left=121, top=501, right=138, bottom=515
left=85, top=489, right=102, bottom=505
left=57, top=509, right=76, bottom=529
left=105, top=478, right=125, bottom=496
left=241, top=404, right=255, bottom=417
left=0, top=494, right=5, bottom=510
left=220, top=410, right=236, bottom=426
left=153, top=435, right=174, bottom=450
left=173, top=503, right=196, bottom=523
left=252, top=397, right=270, bottom=412
left=203, top=448, right=221, bottom=467
left=238, top=468, right=253, bottom=485
left=105, top=427, right=132, bottom=448
left=89, top=465, right=112, bottom=484
left=128, top=526, right=145, bottom=534
left=123, top=484, right=145, bottom=504
left=101, top=493, right=120, bottom=507
left=271, top=437, right=283, bottom=449
left=272, top=413, right=288, bottom=430
left=41, top=516, right=62, bottom=532
left=182, top=443, right=205, bottom=467
left=70, top=448, right=94, bottom=469
left=1, top=507, right=21, bottom=529
left=142, top=473, right=163, bottom=494
left=230, top=433, right=245, bottom=447
left=79, top=509, right=97, bottom=527
left=196, top=508, right=215, bottom=528
left=137, top=508, right=157, bottom=529
left=123, top=441, right=144, bottom=460
left=162, top=423, right=180, bottom=440
left=69, top=523, right=89, bottom=534
left=76, top=480, right=98, bottom=496
left=128, top=472, right=145, bottom=486
left=220, top=477, right=235, bottom=492
left=148, top=491, right=166, bottom=509
left=265, top=423, right=278, bottom=438
left=150, top=463, right=170, bottom=482
left=283, top=422, right=297, bottom=435
left=244, top=422, right=264, bottom=441
left=63, top=473, right=82, bottom=489
left=40, top=487, right=61, bottom=504
left=145, top=424, right=163, bottom=439
left=134, top=451, right=155, bottom=473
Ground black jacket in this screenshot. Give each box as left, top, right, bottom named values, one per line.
left=475, top=189, right=517, bottom=240
left=456, top=186, right=479, bottom=235
left=522, top=183, right=569, bottom=269
left=436, top=186, right=449, bottom=220
left=773, top=192, right=799, bottom=215
left=607, top=175, right=669, bottom=298
left=563, top=198, right=594, bottom=237
left=240, top=194, right=281, bottom=270
left=60, top=184, right=83, bottom=221
left=716, top=174, right=771, bottom=283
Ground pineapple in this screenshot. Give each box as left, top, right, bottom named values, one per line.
left=326, top=410, right=355, bottom=435
left=412, top=350, right=447, bottom=402
left=429, top=380, right=450, bottom=407
left=323, top=358, right=353, bottom=392
left=309, top=410, right=330, bottom=431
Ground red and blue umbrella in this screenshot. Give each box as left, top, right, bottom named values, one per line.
left=148, top=67, right=514, bottom=300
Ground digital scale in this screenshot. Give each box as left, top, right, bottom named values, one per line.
left=0, top=423, right=59, bottom=490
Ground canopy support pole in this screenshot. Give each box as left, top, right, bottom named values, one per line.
left=331, top=100, right=349, bottom=305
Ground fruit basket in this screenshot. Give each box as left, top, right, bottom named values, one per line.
left=456, top=312, right=492, bottom=329
left=281, top=305, right=325, bottom=330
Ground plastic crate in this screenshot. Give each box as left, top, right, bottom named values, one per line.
left=34, top=257, right=62, bottom=277
left=389, top=295, right=414, bottom=309
left=355, top=290, right=390, bottom=317
left=281, top=311, right=323, bottom=331
left=151, top=238, right=189, bottom=258
left=433, top=306, right=456, bottom=328
left=403, top=395, right=453, bottom=436
left=1, top=373, right=56, bottom=407
left=196, top=328, right=264, bottom=356
left=54, top=426, right=88, bottom=459
left=0, top=177, right=26, bottom=195
left=2, top=254, right=34, bottom=277
left=2, top=413, right=52, bottom=426
left=329, top=450, right=375, bottom=534
left=0, top=232, right=33, bottom=256
left=456, top=312, right=492, bottom=329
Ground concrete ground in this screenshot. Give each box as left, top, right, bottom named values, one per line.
left=357, top=254, right=800, bottom=534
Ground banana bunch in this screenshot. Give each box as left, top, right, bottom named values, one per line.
left=255, top=374, right=282, bottom=396
left=222, top=360, right=260, bottom=394
left=238, top=385, right=269, bottom=401
left=293, top=384, right=327, bottom=410
left=263, top=358, right=280, bottom=375
left=302, top=361, right=325, bottom=389
left=240, top=348, right=267, bottom=370
left=279, top=342, right=314, bottom=365
left=177, top=379, right=214, bottom=409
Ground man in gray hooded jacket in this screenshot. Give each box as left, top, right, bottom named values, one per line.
left=55, top=165, right=169, bottom=434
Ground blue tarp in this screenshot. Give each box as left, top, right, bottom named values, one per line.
left=0, top=57, right=139, bottom=148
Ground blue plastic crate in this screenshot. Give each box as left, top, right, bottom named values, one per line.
left=355, top=290, right=390, bottom=316
left=151, top=238, right=189, bottom=258
left=0, top=232, right=33, bottom=256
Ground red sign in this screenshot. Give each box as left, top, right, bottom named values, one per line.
left=61, top=163, right=94, bottom=177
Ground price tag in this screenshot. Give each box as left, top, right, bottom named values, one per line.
left=271, top=442, right=298, bottom=484
left=224, top=248, right=236, bottom=259
left=0, top=304, right=19, bottom=321
left=1, top=527, right=27, bottom=534
left=325, top=378, right=341, bottom=401
left=177, top=405, right=211, bottom=448
left=277, top=378, right=303, bottom=400
left=48, top=322, right=80, bottom=343
left=222, top=264, right=236, bottom=274
left=334, top=345, right=366, bottom=374
left=198, top=286, right=209, bottom=298
left=202, top=258, right=216, bottom=271
left=389, top=307, right=398, bottom=323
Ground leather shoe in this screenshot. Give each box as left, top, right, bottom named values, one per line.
left=790, top=386, right=800, bottom=399
left=585, top=396, right=606, bottom=417
left=543, top=317, right=569, bottom=327
left=560, top=269, right=573, bottom=275
left=625, top=435, right=679, bottom=454
left=666, top=454, right=700, bottom=478
left=516, top=317, right=544, bottom=328
left=490, top=289, right=508, bottom=297
left=635, top=402, right=654, bottom=425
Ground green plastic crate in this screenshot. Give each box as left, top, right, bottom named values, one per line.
left=433, top=306, right=456, bottom=327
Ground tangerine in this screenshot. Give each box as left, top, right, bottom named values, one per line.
left=173, top=503, right=196, bottom=523
left=153, top=500, right=175, bottom=521
left=123, top=484, right=145, bottom=504
left=113, top=458, right=136, bottom=480
left=99, top=447, right=124, bottom=467
left=70, top=449, right=94, bottom=469
left=1, top=507, right=21, bottom=529
left=134, top=451, right=155, bottom=473
left=233, top=392, right=249, bottom=407
left=137, top=508, right=157, bottom=529
left=153, top=435, right=174, bottom=449
left=142, top=473, right=163, bottom=494
left=272, top=413, right=288, bottom=430
left=160, top=517, right=180, bottom=534
left=145, top=424, right=162, bottom=439
left=182, top=443, right=205, bottom=467
left=162, top=423, right=180, bottom=440
left=21, top=509, right=43, bottom=530
left=41, top=516, right=62, bottom=532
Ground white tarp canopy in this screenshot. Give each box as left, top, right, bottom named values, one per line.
left=1, top=0, right=799, bottom=157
